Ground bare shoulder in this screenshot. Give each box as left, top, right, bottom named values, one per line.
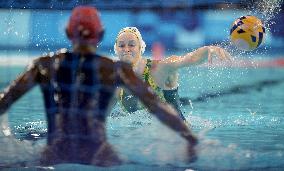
left=30, top=49, right=69, bottom=79
left=34, top=48, right=68, bottom=67
left=148, top=58, right=166, bottom=70
left=153, top=55, right=181, bottom=72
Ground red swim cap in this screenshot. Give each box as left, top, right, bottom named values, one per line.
left=66, top=6, right=104, bottom=45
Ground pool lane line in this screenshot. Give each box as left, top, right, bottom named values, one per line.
left=180, top=78, right=284, bottom=105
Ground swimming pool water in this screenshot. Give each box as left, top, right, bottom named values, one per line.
left=0, top=60, right=284, bottom=170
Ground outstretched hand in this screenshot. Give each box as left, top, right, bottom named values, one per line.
left=207, top=46, right=231, bottom=64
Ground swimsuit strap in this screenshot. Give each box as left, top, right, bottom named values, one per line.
left=143, top=59, right=186, bottom=121
left=142, top=59, right=165, bottom=101
left=119, top=59, right=165, bottom=113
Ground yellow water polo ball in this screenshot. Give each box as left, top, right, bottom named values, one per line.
left=230, top=15, right=265, bottom=51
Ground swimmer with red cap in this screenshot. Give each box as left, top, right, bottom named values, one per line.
left=0, top=6, right=197, bottom=166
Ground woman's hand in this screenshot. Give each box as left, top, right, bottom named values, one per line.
left=207, top=46, right=232, bottom=64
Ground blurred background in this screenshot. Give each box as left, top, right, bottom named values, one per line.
left=0, top=0, right=283, bottom=59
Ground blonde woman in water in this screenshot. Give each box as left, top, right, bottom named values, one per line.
left=114, top=27, right=231, bottom=121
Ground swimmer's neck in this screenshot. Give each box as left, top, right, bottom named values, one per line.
left=133, top=57, right=147, bottom=76
left=73, top=44, right=97, bottom=55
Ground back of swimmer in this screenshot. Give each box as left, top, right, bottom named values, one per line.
left=0, top=6, right=197, bottom=166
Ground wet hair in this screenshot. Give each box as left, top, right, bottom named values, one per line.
left=114, top=27, right=146, bottom=55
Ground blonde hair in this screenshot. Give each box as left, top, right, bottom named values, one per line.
left=114, top=27, right=146, bottom=55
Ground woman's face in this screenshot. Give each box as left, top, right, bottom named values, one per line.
left=115, top=32, right=141, bottom=64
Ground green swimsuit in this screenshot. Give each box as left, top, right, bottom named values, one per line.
left=119, top=59, right=186, bottom=121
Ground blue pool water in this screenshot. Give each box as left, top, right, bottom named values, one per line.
left=0, top=57, right=284, bottom=170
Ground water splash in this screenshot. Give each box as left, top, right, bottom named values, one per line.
left=247, top=0, right=283, bottom=32
left=106, top=108, right=284, bottom=170
left=0, top=114, right=44, bottom=167
left=218, top=0, right=283, bottom=59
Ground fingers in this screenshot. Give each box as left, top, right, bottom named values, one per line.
left=215, top=47, right=226, bottom=60
left=218, top=47, right=232, bottom=61
left=208, top=46, right=232, bottom=61
left=208, top=47, right=212, bottom=64
left=224, top=50, right=233, bottom=61
left=219, top=48, right=227, bottom=60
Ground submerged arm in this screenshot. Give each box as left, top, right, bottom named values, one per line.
left=117, top=62, right=197, bottom=145
left=0, top=60, right=39, bottom=115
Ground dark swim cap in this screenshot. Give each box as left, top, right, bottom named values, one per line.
left=66, top=6, right=104, bottom=45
